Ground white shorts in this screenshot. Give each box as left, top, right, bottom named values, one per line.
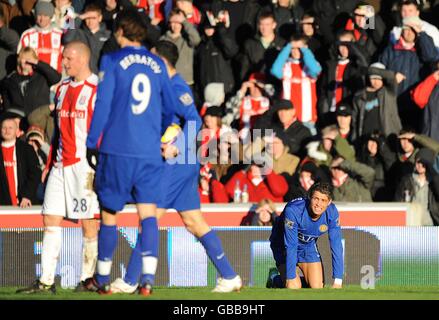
left=42, top=159, right=100, bottom=219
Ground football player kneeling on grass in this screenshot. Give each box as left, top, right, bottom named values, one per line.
left=267, top=182, right=343, bottom=289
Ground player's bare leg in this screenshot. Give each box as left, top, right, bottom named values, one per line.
left=178, top=210, right=210, bottom=237
left=75, top=218, right=98, bottom=292
left=16, top=215, right=63, bottom=294
left=298, top=262, right=324, bottom=289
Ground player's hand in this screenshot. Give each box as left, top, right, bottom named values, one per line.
left=161, top=143, right=179, bottom=159
left=433, top=70, right=439, bottom=81
left=20, top=197, right=32, bottom=208
left=161, top=124, right=181, bottom=145
left=86, top=148, right=99, bottom=171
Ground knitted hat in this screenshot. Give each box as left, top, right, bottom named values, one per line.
left=368, top=62, right=386, bottom=79
left=204, top=83, right=225, bottom=107
left=35, top=1, right=55, bottom=17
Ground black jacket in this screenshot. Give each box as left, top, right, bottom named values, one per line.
left=0, top=25, right=19, bottom=80
left=0, top=139, right=41, bottom=205
left=0, top=61, right=61, bottom=116
left=239, top=34, right=285, bottom=82
left=318, top=42, right=368, bottom=115
left=195, top=24, right=238, bottom=95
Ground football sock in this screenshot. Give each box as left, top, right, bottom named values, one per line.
left=96, top=224, right=117, bottom=286
left=140, top=217, right=158, bottom=286
left=40, top=226, right=62, bottom=286
left=80, top=237, right=98, bottom=282
left=123, top=234, right=142, bottom=286
left=199, top=230, right=236, bottom=280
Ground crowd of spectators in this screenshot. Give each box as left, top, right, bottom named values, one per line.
left=0, top=0, right=438, bottom=225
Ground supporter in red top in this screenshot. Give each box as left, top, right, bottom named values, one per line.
left=223, top=72, right=271, bottom=142
left=223, top=156, right=289, bottom=203
left=0, top=112, right=41, bottom=206
left=175, top=0, right=201, bottom=26
left=411, top=66, right=439, bottom=142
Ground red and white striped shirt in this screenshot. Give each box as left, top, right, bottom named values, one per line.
left=137, top=0, right=165, bottom=22
left=18, top=26, right=64, bottom=73
left=53, top=74, right=98, bottom=167
left=2, top=141, right=18, bottom=206
left=282, top=60, right=318, bottom=123
left=240, top=96, right=270, bottom=129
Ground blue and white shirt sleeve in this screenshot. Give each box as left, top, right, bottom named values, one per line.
left=328, top=205, right=344, bottom=281
left=86, top=54, right=116, bottom=149
left=283, top=204, right=299, bottom=280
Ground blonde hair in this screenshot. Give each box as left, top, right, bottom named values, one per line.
left=257, top=198, right=276, bottom=213
left=18, top=47, right=38, bottom=60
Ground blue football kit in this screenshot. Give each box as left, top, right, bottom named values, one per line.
left=86, top=46, right=197, bottom=212
left=121, top=72, right=237, bottom=287
left=158, top=73, right=202, bottom=211
left=270, top=198, right=344, bottom=281
left=85, top=45, right=198, bottom=288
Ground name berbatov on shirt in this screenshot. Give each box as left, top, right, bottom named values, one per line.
left=119, top=54, right=162, bottom=73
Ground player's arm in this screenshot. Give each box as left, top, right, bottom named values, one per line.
left=283, top=205, right=299, bottom=288
left=86, top=54, right=116, bottom=150
left=161, top=72, right=201, bottom=129
left=328, top=206, right=344, bottom=288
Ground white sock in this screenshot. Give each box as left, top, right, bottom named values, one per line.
left=80, top=237, right=98, bottom=282
left=40, top=226, right=62, bottom=286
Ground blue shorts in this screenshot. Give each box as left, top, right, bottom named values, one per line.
left=271, top=243, right=321, bottom=266
left=95, top=153, right=163, bottom=212
left=157, top=164, right=200, bottom=212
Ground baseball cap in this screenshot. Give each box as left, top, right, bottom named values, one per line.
left=272, top=99, right=294, bottom=112
left=336, top=104, right=352, bottom=116
left=35, top=1, right=55, bottom=17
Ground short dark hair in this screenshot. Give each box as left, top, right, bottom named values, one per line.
left=154, top=40, right=179, bottom=68
left=115, top=9, right=147, bottom=42
left=84, top=3, right=102, bottom=15
left=258, top=10, right=275, bottom=22
left=308, top=182, right=333, bottom=200
left=400, top=0, right=420, bottom=10
left=290, top=34, right=308, bottom=44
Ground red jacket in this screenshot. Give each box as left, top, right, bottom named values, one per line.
left=224, top=170, right=288, bottom=203
left=411, top=73, right=439, bottom=109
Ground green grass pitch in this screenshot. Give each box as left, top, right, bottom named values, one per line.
left=0, top=285, right=438, bottom=300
